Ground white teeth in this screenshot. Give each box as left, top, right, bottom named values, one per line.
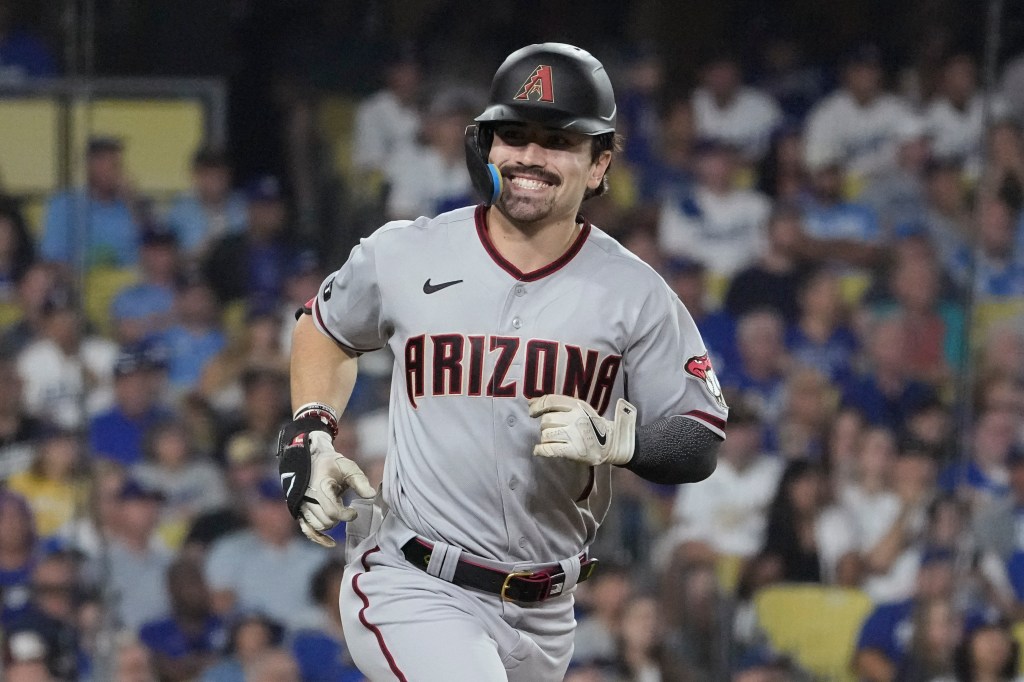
left=511, top=177, right=551, bottom=190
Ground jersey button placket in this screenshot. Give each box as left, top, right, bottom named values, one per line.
left=506, top=415, right=516, bottom=427
left=511, top=316, right=522, bottom=329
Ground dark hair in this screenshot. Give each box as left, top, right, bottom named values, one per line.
left=583, top=132, right=624, bottom=200
left=309, top=558, right=345, bottom=604
left=0, top=196, right=37, bottom=283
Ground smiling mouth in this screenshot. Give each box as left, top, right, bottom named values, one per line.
left=504, top=168, right=558, bottom=191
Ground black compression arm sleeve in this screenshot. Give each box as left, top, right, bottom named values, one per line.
left=623, top=416, right=721, bottom=484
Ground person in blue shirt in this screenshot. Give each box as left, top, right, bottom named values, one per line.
left=159, top=271, right=226, bottom=394
left=801, top=159, right=881, bottom=243
left=166, top=146, right=248, bottom=261
left=40, top=137, right=140, bottom=269
left=841, top=315, right=938, bottom=435
left=938, top=408, right=1019, bottom=508
left=291, top=558, right=364, bottom=682
left=139, top=557, right=225, bottom=682
left=786, top=268, right=858, bottom=384
left=88, top=343, right=173, bottom=467
left=109, top=222, right=180, bottom=346
left=854, top=548, right=957, bottom=682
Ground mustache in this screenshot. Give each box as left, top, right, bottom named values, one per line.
left=501, top=165, right=560, bottom=186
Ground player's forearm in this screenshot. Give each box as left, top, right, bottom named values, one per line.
left=623, top=416, right=720, bottom=484
left=290, top=314, right=358, bottom=415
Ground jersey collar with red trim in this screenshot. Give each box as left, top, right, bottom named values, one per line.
left=474, top=204, right=591, bottom=282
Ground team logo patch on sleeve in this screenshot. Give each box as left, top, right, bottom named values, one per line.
left=514, top=65, right=555, bottom=102
left=684, top=353, right=727, bottom=409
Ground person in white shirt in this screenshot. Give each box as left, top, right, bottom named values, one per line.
left=663, top=398, right=783, bottom=568
left=925, top=52, right=1008, bottom=178
left=351, top=50, right=422, bottom=176
left=16, top=286, right=117, bottom=428
left=692, top=52, right=783, bottom=163
left=657, top=139, right=770, bottom=279
left=384, top=86, right=480, bottom=220
left=803, top=44, right=914, bottom=181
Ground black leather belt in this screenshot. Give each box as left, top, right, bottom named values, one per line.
left=400, top=538, right=598, bottom=603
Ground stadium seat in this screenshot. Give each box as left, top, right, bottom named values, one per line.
left=84, top=266, right=139, bottom=335
left=753, top=583, right=873, bottom=682
left=318, top=94, right=360, bottom=180
left=0, top=99, right=61, bottom=194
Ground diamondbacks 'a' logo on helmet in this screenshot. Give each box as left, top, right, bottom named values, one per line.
left=684, top=353, right=727, bottom=409
left=514, top=65, right=555, bottom=103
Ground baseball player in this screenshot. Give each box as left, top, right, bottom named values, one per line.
left=277, top=43, right=728, bottom=681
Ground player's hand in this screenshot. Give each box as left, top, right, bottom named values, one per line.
left=528, top=395, right=637, bottom=466
left=277, top=418, right=376, bottom=547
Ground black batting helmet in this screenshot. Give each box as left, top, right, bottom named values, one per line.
left=475, top=42, right=617, bottom=134
left=465, top=43, right=617, bottom=204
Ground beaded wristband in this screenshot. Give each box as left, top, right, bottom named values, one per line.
left=293, top=402, right=340, bottom=438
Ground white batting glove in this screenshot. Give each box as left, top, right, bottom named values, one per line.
left=528, top=395, right=637, bottom=466
left=278, top=419, right=377, bottom=548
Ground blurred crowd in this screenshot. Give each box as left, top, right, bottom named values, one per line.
left=5, top=6, right=1024, bottom=681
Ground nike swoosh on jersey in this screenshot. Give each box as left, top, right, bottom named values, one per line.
left=423, top=278, right=464, bottom=294
left=587, top=414, right=608, bottom=446
left=280, top=472, right=295, bottom=498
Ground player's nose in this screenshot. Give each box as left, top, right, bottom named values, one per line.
left=514, top=140, right=547, bottom=167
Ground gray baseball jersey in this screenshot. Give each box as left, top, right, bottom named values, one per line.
left=312, top=204, right=728, bottom=563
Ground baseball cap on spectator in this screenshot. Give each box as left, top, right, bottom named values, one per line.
left=192, top=145, right=230, bottom=169
left=3, top=628, right=49, bottom=665
left=113, top=341, right=168, bottom=377
left=41, top=285, right=78, bottom=316
left=246, top=175, right=284, bottom=203
left=86, top=135, right=123, bottom=156
left=665, top=255, right=706, bottom=276
left=140, top=222, right=178, bottom=248
left=118, top=477, right=165, bottom=502
left=843, top=42, right=884, bottom=68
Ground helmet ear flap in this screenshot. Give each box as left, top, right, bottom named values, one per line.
left=464, top=124, right=502, bottom=205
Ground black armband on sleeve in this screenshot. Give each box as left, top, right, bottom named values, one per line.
left=623, top=416, right=721, bottom=484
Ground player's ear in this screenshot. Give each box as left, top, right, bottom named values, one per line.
left=586, top=150, right=613, bottom=191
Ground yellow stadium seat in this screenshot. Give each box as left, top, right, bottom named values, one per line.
left=21, top=197, right=47, bottom=238
left=0, top=99, right=60, bottom=194
left=84, top=266, right=139, bottom=335
left=318, top=95, right=361, bottom=179
left=839, top=273, right=872, bottom=307
left=753, top=584, right=873, bottom=682
left=1013, top=621, right=1024, bottom=674
left=70, top=99, right=205, bottom=195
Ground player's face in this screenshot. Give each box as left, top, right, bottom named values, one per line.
left=489, top=122, right=611, bottom=227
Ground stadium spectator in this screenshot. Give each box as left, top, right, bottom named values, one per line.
left=0, top=490, right=37, bottom=620
left=277, top=248, right=322, bottom=354
left=212, top=366, right=288, bottom=465
left=925, top=52, right=1008, bottom=177
left=803, top=44, right=914, bottom=179
left=384, top=86, right=477, bottom=220
left=290, top=558, right=363, bottom=682
left=637, top=95, right=697, bottom=204
left=949, top=184, right=1024, bottom=297
left=245, top=648, right=301, bottom=682
left=664, top=255, right=738, bottom=375
left=979, top=121, right=1024, bottom=198
left=899, top=597, right=961, bottom=681
left=0, top=262, right=57, bottom=356
left=656, top=139, right=770, bottom=279
left=88, top=343, right=173, bottom=467
left=860, top=115, right=933, bottom=236
left=724, top=204, right=813, bottom=325
left=0, top=354, right=43, bottom=470
left=610, top=594, right=689, bottom=681
left=665, top=397, right=781, bottom=569
left=800, top=156, right=881, bottom=244
left=198, top=611, right=284, bottom=682
left=203, top=478, right=328, bottom=631
left=203, top=175, right=303, bottom=310
left=166, top=146, right=248, bottom=261
left=922, top=158, right=971, bottom=270
left=853, top=548, right=959, bottom=682
left=722, top=309, right=790, bottom=438
left=691, top=50, right=782, bottom=163
left=97, top=477, right=173, bottom=630
left=572, top=561, right=632, bottom=667
left=754, top=36, right=831, bottom=125
left=755, top=126, right=810, bottom=203
left=351, top=48, right=422, bottom=176
left=840, top=315, right=939, bottom=434
left=199, top=307, right=288, bottom=413
left=108, top=223, right=180, bottom=346
left=139, top=557, right=224, bottom=682
left=755, top=460, right=859, bottom=585
left=16, top=285, right=118, bottom=429
left=776, top=367, right=836, bottom=461
left=6, top=425, right=88, bottom=538
left=160, top=271, right=226, bottom=396
left=131, top=419, right=229, bottom=547
left=945, top=620, right=1022, bottom=682
left=0, top=198, right=36, bottom=305
left=616, top=46, right=665, bottom=180
left=785, top=268, right=858, bottom=384
left=40, top=136, right=141, bottom=270
left=939, top=408, right=1020, bottom=512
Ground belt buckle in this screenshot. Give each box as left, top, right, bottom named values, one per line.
left=500, top=571, right=534, bottom=602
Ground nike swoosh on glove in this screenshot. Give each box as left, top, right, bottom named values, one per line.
left=279, top=426, right=376, bottom=548
left=527, top=395, right=637, bottom=466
